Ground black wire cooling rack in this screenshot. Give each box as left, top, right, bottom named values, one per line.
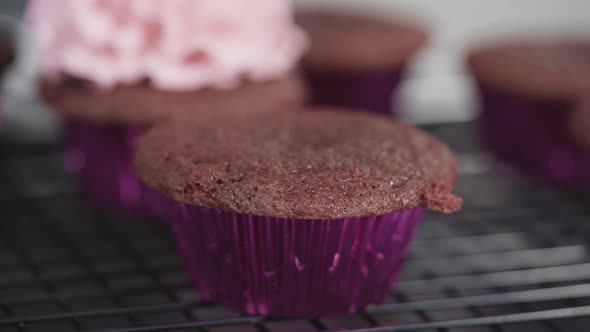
left=1, top=122, right=589, bottom=332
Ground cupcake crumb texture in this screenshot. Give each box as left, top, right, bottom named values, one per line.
left=134, top=109, right=462, bottom=219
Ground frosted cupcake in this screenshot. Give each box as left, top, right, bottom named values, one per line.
left=468, top=40, right=590, bottom=189
left=27, top=0, right=307, bottom=218
left=134, top=108, right=462, bottom=316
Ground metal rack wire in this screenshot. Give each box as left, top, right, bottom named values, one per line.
left=0, top=122, right=589, bottom=331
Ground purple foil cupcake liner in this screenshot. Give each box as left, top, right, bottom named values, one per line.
left=304, top=69, right=403, bottom=115
left=171, top=204, right=423, bottom=317
left=478, top=86, right=590, bottom=191
left=64, top=119, right=171, bottom=220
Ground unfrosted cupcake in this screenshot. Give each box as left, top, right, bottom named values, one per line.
left=27, top=0, right=307, bottom=218
left=134, top=108, right=462, bottom=316
left=296, top=11, right=427, bottom=115
left=468, top=40, right=590, bottom=189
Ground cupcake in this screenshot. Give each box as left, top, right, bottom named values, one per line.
left=26, top=0, right=307, bottom=218
left=468, top=40, right=590, bottom=189
left=296, top=11, right=427, bottom=115
left=133, top=108, right=462, bottom=316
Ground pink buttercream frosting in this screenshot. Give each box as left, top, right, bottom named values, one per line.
left=26, top=0, right=307, bottom=91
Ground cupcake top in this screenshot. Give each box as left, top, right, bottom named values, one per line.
left=296, top=11, right=427, bottom=72
left=27, top=0, right=307, bottom=91
left=468, top=40, right=590, bottom=101
left=134, top=109, right=462, bottom=219
left=40, top=73, right=307, bottom=125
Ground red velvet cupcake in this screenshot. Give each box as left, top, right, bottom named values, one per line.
left=468, top=40, right=590, bottom=190
left=134, top=108, right=462, bottom=316
left=297, top=11, right=427, bottom=115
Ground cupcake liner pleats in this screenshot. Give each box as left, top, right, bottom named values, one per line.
left=171, top=204, right=423, bottom=317
left=64, top=119, right=169, bottom=220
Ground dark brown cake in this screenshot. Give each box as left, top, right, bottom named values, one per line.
left=40, top=73, right=307, bottom=125
left=134, top=108, right=462, bottom=219
left=468, top=41, right=590, bottom=101
left=296, top=11, right=427, bottom=72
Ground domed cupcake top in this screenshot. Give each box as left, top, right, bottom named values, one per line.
left=468, top=41, right=590, bottom=101
left=134, top=109, right=462, bottom=219
left=296, top=11, right=427, bottom=72
left=27, top=0, right=307, bottom=91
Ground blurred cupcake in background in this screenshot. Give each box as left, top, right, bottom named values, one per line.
left=468, top=40, right=590, bottom=190
left=296, top=10, right=427, bottom=115
left=26, top=0, right=308, bottom=219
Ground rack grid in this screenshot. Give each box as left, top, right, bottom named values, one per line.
left=0, top=122, right=589, bottom=331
